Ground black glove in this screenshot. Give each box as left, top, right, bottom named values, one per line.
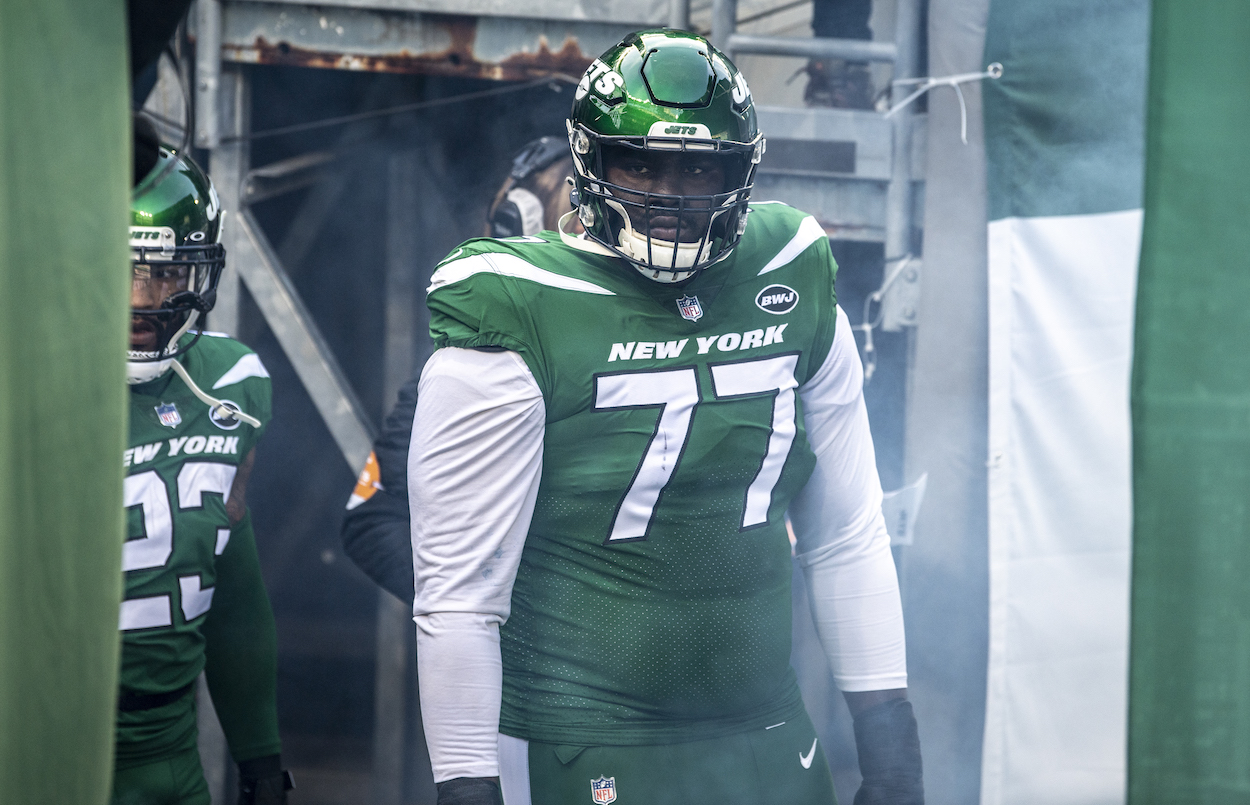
left=852, top=698, right=924, bottom=805
left=436, top=777, right=504, bottom=805
left=237, top=755, right=294, bottom=805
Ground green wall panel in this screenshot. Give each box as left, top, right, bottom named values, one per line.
left=1130, top=2, right=1250, bottom=802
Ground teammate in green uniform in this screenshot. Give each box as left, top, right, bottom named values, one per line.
left=117, top=124, right=292, bottom=805
left=409, top=31, right=923, bottom=805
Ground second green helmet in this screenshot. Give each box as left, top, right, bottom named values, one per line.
left=128, top=127, right=226, bottom=384
left=567, top=29, right=765, bottom=283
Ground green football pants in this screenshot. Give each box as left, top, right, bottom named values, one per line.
left=504, top=710, right=838, bottom=805
left=111, top=745, right=210, bottom=805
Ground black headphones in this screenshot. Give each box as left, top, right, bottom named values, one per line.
left=489, top=136, right=570, bottom=238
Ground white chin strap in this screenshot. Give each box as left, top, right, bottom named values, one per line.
left=126, top=313, right=197, bottom=384
left=126, top=349, right=261, bottom=428
left=167, top=360, right=262, bottom=428
left=125, top=315, right=261, bottom=428
left=604, top=198, right=710, bottom=284
left=126, top=354, right=175, bottom=384
left=616, top=228, right=705, bottom=284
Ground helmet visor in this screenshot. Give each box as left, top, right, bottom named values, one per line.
left=129, top=242, right=224, bottom=357
left=131, top=261, right=193, bottom=309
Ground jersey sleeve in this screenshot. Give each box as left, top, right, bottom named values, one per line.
left=425, top=248, right=555, bottom=396
left=427, top=252, right=534, bottom=355
left=788, top=309, right=908, bottom=692
left=409, top=347, right=545, bottom=781
left=247, top=375, right=272, bottom=443
left=789, top=212, right=840, bottom=385
left=202, top=510, right=282, bottom=762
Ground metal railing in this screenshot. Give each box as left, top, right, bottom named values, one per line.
left=709, top=0, right=924, bottom=266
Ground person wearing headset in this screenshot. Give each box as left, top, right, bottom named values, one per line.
left=341, top=135, right=578, bottom=604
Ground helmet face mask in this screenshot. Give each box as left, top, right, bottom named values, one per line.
left=128, top=142, right=225, bottom=383
left=129, top=241, right=223, bottom=351
left=568, top=30, right=765, bottom=284
left=580, top=138, right=758, bottom=281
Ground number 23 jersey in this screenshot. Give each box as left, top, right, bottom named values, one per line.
left=426, top=202, right=838, bottom=746
left=121, top=333, right=271, bottom=696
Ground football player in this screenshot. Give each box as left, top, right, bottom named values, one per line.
left=116, top=122, right=292, bottom=805
left=411, top=30, right=922, bottom=805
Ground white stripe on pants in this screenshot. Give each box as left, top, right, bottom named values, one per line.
left=499, top=733, right=531, bottom=805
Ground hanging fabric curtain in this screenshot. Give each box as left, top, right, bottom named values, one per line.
left=0, top=1, right=130, bottom=801
left=981, top=2, right=1150, bottom=802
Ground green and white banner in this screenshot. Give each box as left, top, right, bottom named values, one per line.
left=982, top=2, right=1149, bottom=802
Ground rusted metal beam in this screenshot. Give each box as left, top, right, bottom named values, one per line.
left=220, top=4, right=636, bottom=80
left=242, top=0, right=667, bottom=25
left=226, top=32, right=593, bottom=80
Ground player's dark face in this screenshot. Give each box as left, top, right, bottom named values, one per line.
left=130, top=262, right=190, bottom=350
left=602, top=148, right=727, bottom=243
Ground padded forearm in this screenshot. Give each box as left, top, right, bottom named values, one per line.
left=799, top=539, right=907, bottom=691
left=203, top=510, right=282, bottom=762
left=416, top=612, right=504, bottom=781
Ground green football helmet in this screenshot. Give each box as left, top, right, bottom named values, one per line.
left=128, top=139, right=225, bottom=384
left=567, top=29, right=765, bottom=283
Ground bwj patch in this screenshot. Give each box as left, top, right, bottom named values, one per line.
left=590, top=776, right=617, bottom=804
left=209, top=400, right=244, bottom=431
left=676, top=294, right=703, bottom=322
left=155, top=402, right=181, bottom=428
left=755, top=283, right=800, bottom=314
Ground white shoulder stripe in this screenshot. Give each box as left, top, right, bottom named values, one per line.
left=757, top=215, right=827, bottom=275
left=428, top=253, right=615, bottom=296
left=212, top=353, right=270, bottom=390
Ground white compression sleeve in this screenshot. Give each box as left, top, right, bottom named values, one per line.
left=789, top=308, right=908, bottom=692
left=409, top=347, right=545, bottom=782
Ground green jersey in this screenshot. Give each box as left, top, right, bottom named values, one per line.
left=427, top=202, right=838, bottom=745
left=118, top=333, right=272, bottom=763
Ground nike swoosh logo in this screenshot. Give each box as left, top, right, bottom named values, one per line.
left=799, top=738, right=818, bottom=769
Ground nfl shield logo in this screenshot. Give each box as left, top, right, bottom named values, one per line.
left=676, top=294, right=703, bottom=322
left=155, top=402, right=181, bottom=428
left=589, top=776, right=617, bottom=804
